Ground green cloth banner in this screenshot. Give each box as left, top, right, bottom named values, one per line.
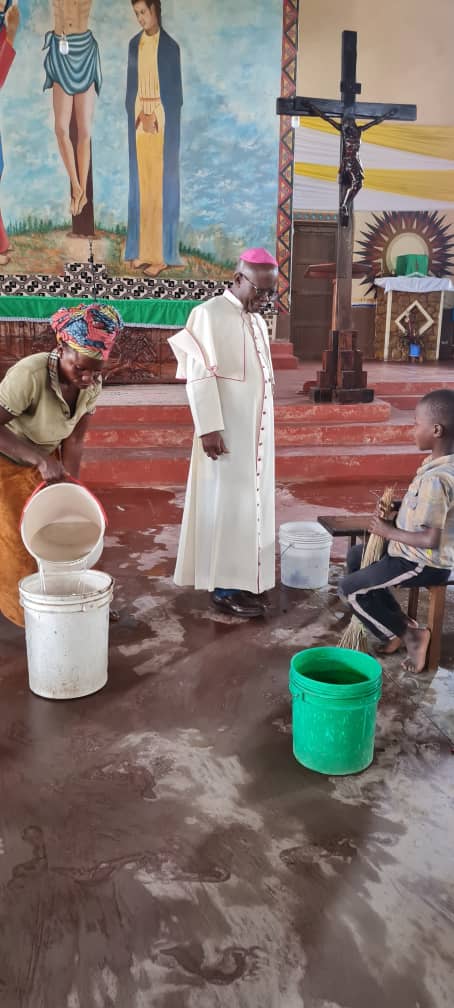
left=0, top=295, right=200, bottom=327
left=395, top=254, right=429, bottom=277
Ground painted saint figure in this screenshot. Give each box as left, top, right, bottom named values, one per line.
left=125, top=0, right=182, bottom=276
left=43, top=0, right=102, bottom=216
left=0, top=0, right=19, bottom=266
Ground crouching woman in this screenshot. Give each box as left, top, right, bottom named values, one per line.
left=0, top=303, right=122, bottom=626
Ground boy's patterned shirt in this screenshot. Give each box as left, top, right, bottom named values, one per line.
left=389, top=453, right=454, bottom=568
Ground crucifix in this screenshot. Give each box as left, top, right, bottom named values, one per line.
left=277, top=31, right=417, bottom=402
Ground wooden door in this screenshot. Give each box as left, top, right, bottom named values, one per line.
left=291, top=221, right=337, bottom=360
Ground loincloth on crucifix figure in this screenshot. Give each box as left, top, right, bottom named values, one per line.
left=43, top=0, right=101, bottom=226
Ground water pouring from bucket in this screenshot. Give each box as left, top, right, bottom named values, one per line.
left=19, top=480, right=113, bottom=699
left=21, top=479, right=106, bottom=574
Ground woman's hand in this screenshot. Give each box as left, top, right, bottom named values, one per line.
left=37, top=456, right=68, bottom=482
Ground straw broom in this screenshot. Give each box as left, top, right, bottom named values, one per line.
left=338, top=486, right=396, bottom=652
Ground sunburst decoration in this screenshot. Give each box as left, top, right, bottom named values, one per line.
left=355, top=211, right=454, bottom=294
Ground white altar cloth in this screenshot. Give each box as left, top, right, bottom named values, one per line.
left=375, top=277, right=454, bottom=294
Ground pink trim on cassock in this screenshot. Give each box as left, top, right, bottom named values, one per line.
left=168, top=322, right=247, bottom=383
left=168, top=328, right=215, bottom=380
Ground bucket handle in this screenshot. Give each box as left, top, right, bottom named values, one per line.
left=280, top=542, right=330, bottom=556
left=20, top=476, right=108, bottom=528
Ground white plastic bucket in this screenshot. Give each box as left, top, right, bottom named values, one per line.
left=19, top=570, right=114, bottom=699
left=21, top=481, right=106, bottom=573
left=279, top=521, right=333, bottom=589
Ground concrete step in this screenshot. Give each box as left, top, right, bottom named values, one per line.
left=86, top=418, right=415, bottom=449
left=374, top=379, right=454, bottom=395
left=270, top=341, right=298, bottom=370
left=80, top=443, right=424, bottom=488
left=382, top=394, right=420, bottom=411
left=92, top=398, right=391, bottom=427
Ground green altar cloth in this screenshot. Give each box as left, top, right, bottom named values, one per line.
left=0, top=295, right=199, bottom=327
left=395, top=254, right=429, bottom=277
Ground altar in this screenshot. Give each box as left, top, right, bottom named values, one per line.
left=374, top=277, right=454, bottom=361
left=0, top=295, right=199, bottom=384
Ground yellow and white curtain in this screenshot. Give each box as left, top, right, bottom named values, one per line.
left=294, top=118, right=454, bottom=211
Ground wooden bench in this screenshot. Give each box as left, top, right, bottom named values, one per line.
left=408, top=583, right=454, bottom=671
left=318, top=513, right=453, bottom=671
left=317, top=514, right=371, bottom=549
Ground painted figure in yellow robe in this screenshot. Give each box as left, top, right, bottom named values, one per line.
left=125, top=0, right=183, bottom=276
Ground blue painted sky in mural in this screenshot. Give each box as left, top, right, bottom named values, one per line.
left=1, top=0, right=282, bottom=255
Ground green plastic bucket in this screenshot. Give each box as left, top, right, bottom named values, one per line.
left=289, top=647, right=382, bottom=775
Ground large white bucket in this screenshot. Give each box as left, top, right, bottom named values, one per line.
left=279, top=521, right=333, bottom=589
left=20, top=481, right=106, bottom=573
left=19, top=570, right=114, bottom=699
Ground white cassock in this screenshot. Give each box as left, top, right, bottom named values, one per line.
left=168, top=289, right=275, bottom=593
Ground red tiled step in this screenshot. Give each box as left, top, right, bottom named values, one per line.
left=383, top=394, right=420, bottom=411
left=80, top=444, right=424, bottom=488
left=275, top=445, right=424, bottom=483
left=270, top=341, right=298, bottom=370
left=374, top=379, right=454, bottom=395
left=92, top=398, right=391, bottom=428
left=86, top=419, right=414, bottom=449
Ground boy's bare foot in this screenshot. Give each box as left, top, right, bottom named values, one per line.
left=376, top=636, right=402, bottom=655
left=402, top=625, right=431, bottom=673
left=375, top=617, right=418, bottom=656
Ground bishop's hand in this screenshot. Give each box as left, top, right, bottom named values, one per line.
left=201, top=432, right=228, bottom=460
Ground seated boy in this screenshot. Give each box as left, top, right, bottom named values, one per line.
left=339, top=389, right=454, bottom=672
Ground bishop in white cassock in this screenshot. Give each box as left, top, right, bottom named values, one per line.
left=168, top=248, right=278, bottom=618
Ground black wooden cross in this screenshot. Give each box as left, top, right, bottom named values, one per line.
left=277, top=31, right=417, bottom=402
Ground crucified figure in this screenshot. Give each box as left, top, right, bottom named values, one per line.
left=43, top=0, right=102, bottom=217
left=308, top=103, right=396, bottom=225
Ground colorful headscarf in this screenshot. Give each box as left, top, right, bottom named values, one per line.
left=50, top=303, right=123, bottom=360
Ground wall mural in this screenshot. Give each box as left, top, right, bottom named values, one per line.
left=0, top=0, right=283, bottom=281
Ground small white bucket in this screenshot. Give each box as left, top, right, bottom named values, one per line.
left=20, top=481, right=106, bottom=573
left=19, top=570, right=114, bottom=699
left=279, top=521, right=333, bottom=589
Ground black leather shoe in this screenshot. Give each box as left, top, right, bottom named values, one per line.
left=241, top=590, right=271, bottom=609
left=211, top=590, right=264, bottom=618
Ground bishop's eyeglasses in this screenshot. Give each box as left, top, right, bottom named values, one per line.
left=239, top=273, right=278, bottom=300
